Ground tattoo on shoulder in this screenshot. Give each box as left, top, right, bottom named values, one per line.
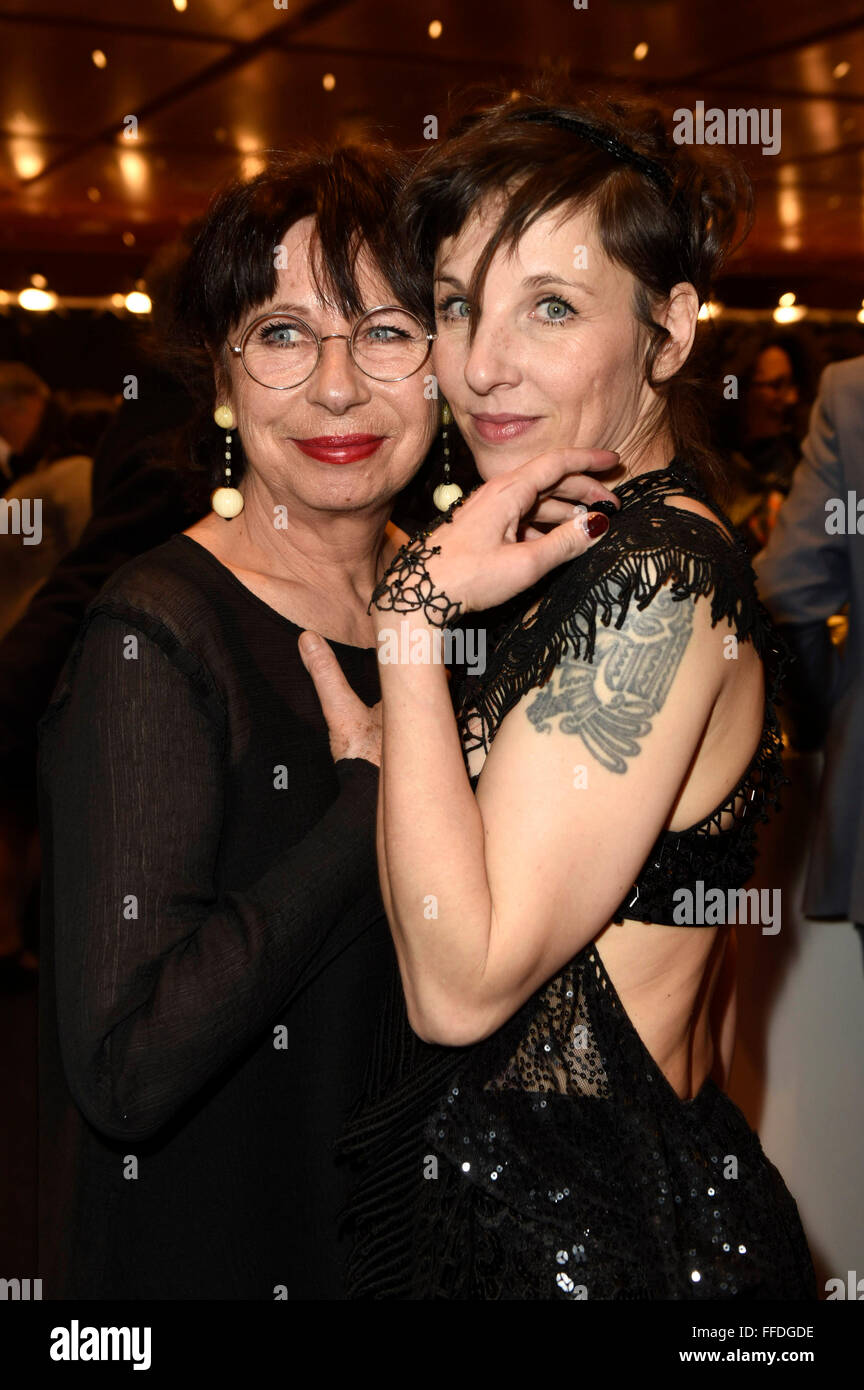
left=525, top=588, right=694, bottom=773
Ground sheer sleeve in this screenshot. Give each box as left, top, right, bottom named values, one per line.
left=38, top=607, right=381, bottom=1141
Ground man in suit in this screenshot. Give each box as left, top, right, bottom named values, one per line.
left=755, top=354, right=864, bottom=947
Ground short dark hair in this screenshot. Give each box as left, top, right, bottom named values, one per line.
left=396, top=83, right=754, bottom=499
left=165, top=142, right=417, bottom=487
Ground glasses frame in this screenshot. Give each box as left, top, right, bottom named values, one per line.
left=228, top=303, right=437, bottom=390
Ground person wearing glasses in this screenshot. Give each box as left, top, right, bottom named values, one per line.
left=715, top=335, right=812, bottom=556
left=37, top=145, right=614, bottom=1300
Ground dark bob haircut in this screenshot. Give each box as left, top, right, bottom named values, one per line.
left=165, top=142, right=417, bottom=489
left=396, top=83, right=755, bottom=500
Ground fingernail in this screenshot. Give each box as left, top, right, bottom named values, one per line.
left=299, top=632, right=320, bottom=654
left=582, top=512, right=609, bottom=539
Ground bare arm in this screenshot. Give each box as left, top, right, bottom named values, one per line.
left=371, top=581, right=726, bottom=1044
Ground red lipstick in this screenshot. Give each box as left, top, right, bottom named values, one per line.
left=291, top=434, right=385, bottom=464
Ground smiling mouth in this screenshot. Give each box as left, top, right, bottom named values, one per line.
left=290, top=433, right=387, bottom=464
left=470, top=413, right=541, bottom=443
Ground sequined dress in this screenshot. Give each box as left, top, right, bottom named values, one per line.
left=340, top=458, right=817, bottom=1301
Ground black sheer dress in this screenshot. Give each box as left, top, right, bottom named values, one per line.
left=38, top=533, right=390, bottom=1299
left=340, top=458, right=818, bottom=1301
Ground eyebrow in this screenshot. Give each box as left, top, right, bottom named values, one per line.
left=434, top=272, right=596, bottom=296
left=249, top=302, right=321, bottom=318
left=522, top=274, right=597, bottom=296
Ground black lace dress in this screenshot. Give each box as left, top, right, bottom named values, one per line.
left=339, top=457, right=817, bottom=1301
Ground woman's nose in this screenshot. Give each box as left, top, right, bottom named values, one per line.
left=305, top=336, right=371, bottom=411
left=462, top=318, right=522, bottom=395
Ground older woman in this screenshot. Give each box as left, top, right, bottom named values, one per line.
left=302, top=94, right=818, bottom=1300
left=36, top=145, right=430, bottom=1302
left=37, top=143, right=617, bottom=1301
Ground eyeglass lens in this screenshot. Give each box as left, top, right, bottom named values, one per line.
left=242, top=307, right=429, bottom=386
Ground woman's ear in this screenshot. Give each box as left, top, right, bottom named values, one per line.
left=653, top=282, right=699, bottom=380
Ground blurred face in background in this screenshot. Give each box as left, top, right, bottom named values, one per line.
left=746, top=345, right=798, bottom=439
left=0, top=390, right=45, bottom=454
left=219, top=216, right=437, bottom=520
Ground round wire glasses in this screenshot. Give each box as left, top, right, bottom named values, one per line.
left=229, top=304, right=436, bottom=389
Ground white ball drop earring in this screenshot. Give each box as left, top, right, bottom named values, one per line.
left=432, top=400, right=464, bottom=512
left=211, top=403, right=244, bottom=519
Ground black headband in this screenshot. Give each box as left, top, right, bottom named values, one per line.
left=508, top=108, right=675, bottom=195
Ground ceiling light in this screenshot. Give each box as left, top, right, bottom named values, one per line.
left=774, top=303, right=806, bottom=324
left=124, top=291, right=152, bottom=314
left=91, top=49, right=107, bottom=69
left=18, top=287, right=57, bottom=311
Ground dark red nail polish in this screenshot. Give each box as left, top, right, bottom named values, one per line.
left=584, top=512, right=610, bottom=538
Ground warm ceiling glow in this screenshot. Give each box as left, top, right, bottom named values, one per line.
left=241, top=154, right=266, bottom=181
left=18, top=287, right=57, bottom=311
left=122, top=231, right=136, bottom=247
left=235, top=130, right=260, bottom=154
left=111, top=293, right=126, bottom=308
left=91, top=49, right=107, bottom=69
left=124, top=291, right=152, bottom=314
left=633, top=42, right=649, bottom=61
left=29, top=273, right=47, bottom=289
left=777, top=174, right=802, bottom=252
left=428, top=20, right=443, bottom=38
left=173, top=0, right=188, bottom=10
left=778, top=291, right=796, bottom=307
left=697, top=300, right=722, bottom=320
left=833, top=61, right=851, bottom=79
left=858, top=308, right=864, bottom=325
left=87, top=186, right=102, bottom=202
left=12, top=147, right=44, bottom=179
left=322, top=73, right=336, bottom=91
left=774, top=303, right=806, bottom=323
left=119, top=149, right=149, bottom=193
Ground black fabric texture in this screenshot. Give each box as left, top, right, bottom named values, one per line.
left=339, top=457, right=816, bottom=1301
left=37, top=532, right=391, bottom=1299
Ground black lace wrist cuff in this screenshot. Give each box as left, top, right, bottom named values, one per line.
left=369, top=504, right=465, bottom=628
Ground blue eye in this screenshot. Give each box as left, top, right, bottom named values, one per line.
left=436, top=295, right=471, bottom=323
left=256, top=319, right=307, bottom=347
left=535, top=295, right=576, bottom=325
